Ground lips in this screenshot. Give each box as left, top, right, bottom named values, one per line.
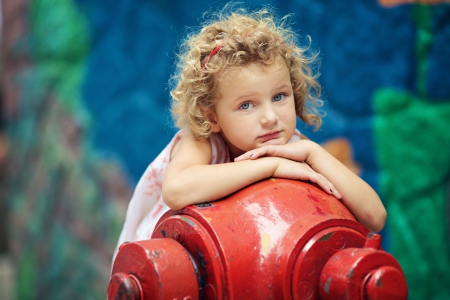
left=259, top=131, right=281, bottom=142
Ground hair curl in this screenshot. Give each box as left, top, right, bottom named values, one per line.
left=170, top=7, right=323, bottom=141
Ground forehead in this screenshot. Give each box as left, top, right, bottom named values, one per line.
left=218, top=60, right=290, bottom=94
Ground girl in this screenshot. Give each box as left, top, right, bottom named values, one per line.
left=114, top=8, right=387, bottom=259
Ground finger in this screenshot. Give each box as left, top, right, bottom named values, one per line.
left=235, top=149, right=265, bottom=161
left=233, top=156, right=244, bottom=162
left=327, top=186, right=342, bottom=200
left=322, top=178, right=342, bottom=200
left=234, top=151, right=257, bottom=161
left=234, top=151, right=252, bottom=161
left=309, top=174, right=341, bottom=200
left=330, top=187, right=342, bottom=200
left=252, top=146, right=281, bottom=159
left=248, top=150, right=264, bottom=160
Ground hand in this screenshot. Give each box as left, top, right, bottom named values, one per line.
left=234, top=140, right=313, bottom=163
left=271, top=158, right=342, bottom=200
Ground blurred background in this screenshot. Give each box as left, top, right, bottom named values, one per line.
left=1, top=0, right=449, bottom=299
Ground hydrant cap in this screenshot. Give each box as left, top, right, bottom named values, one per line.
left=363, top=265, right=408, bottom=300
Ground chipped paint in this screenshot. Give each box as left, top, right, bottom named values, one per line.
left=196, top=203, right=213, bottom=208
left=347, top=268, right=354, bottom=279
left=245, top=202, right=290, bottom=263
left=314, top=206, right=326, bottom=216
left=261, top=233, right=272, bottom=255
left=329, top=200, right=342, bottom=217
left=180, top=216, right=196, bottom=227
left=308, top=194, right=319, bottom=202
left=150, top=250, right=161, bottom=258
left=331, top=254, right=341, bottom=261
left=318, top=232, right=333, bottom=242
left=376, top=274, right=383, bottom=287
left=324, top=276, right=332, bottom=294
left=196, top=245, right=207, bottom=269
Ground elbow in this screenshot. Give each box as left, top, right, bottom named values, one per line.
left=367, top=207, right=387, bottom=233
left=164, top=197, right=185, bottom=211
left=162, top=183, right=188, bottom=211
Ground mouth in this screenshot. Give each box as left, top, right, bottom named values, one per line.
left=258, top=131, right=281, bottom=142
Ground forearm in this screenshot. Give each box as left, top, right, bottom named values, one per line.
left=305, top=141, right=387, bottom=232
left=162, top=157, right=278, bottom=210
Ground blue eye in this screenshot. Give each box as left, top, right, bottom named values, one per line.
left=273, top=94, right=285, bottom=102
left=239, top=102, right=253, bottom=110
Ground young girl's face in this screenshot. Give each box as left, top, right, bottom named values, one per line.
left=210, top=60, right=297, bottom=159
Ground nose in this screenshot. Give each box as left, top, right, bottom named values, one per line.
left=260, top=105, right=279, bottom=126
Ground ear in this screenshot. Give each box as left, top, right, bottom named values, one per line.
left=205, top=110, right=221, bottom=133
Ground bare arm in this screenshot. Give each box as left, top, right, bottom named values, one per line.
left=162, top=132, right=339, bottom=210
left=235, top=140, right=387, bottom=232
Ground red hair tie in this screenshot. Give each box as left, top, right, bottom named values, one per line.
left=202, top=45, right=223, bottom=68
left=200, top=45, right=223, bottom=83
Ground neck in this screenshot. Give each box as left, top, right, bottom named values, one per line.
left=219, top=132, right=245, bottom=160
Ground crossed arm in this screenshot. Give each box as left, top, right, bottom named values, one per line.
left=235, top=139, right=387, bottom=232
left=162, top=132, right=386, bottom=232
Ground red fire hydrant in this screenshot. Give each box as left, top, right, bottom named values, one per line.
left=108, top=179, right=407, bottom=299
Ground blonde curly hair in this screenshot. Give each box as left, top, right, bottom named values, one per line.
left=170, top=7, right=323, bottom=141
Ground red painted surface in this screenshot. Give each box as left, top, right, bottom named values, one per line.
left=109, top=179, right=407, bottom=299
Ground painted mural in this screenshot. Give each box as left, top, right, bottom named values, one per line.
left=1, top=0, right=449, bottom=299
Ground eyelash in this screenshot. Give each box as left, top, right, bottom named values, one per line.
left=239, top=93, right=287, bottom=110
left=273, top=94, right=285, bottom=101
left=239, top=102, right=254, bottom=110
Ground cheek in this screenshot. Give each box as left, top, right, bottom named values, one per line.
left=289, top=103, right=298, bottom=121
left=281, top=109, right=297, bottom=123
left=223, top=118, right=248, bottom=137
left=231, top=120, right=255, bottom=142
left=283, top=111, right=298, bottom=135
left=290, top=111, right=297, bottom=123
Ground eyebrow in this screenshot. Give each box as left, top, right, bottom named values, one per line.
left=274, top=83, right=291, bottom=91
left=232, top=84, right=291, bottom=102
left=233, top=92, right=258, bottom=102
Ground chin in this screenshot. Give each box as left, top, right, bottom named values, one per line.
left=260, top=138, right=285, bottom=146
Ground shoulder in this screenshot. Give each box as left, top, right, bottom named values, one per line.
left=209, top=132, right=231, bottom=163
left=170, top=130, right=212, bottom=166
